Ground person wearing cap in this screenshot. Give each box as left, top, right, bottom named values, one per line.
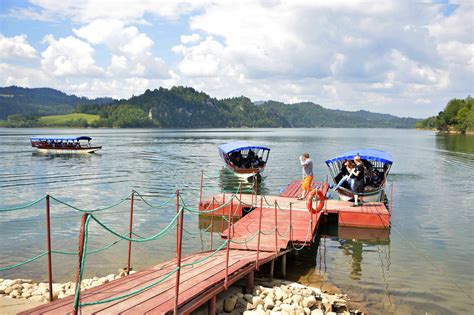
left=298, top=153, right=313, bottom=200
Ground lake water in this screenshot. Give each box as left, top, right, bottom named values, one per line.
left=0, top=128, right=473, bottom=314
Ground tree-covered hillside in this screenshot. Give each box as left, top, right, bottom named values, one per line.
left=0, top=86, right=113, bottom=120
left=416, top=96, right=473, bottom=134
left=0, top=85, right=419, bottom=128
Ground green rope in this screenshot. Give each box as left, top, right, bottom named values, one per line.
left=78, top=240, right=228, bottom=308
left=0, top=252, right=48, bottom=271
left=73, top=214, right=92, bottom=310
left=229, top=231, right=259, bottom=245
left=260, top=227, right=277, bottom=235
left=292, top=219, right=313, bottom=251
left=52, top=232, right=129, bottom=255
left=182, top=194, right=238, bottom=214
left=0, top=196, right=46, bottom=212
left=80, top=267, right=179, bottom=307
left=89, top=209, right=181, bottom=242
left=134, top=191, right=176, bottom=209
left=50, top=192, right=133, bottom=213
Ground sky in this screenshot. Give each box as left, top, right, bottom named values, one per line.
left=0, top=0, right=472, bottom=118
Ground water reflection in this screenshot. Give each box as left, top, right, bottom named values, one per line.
left=218, top=168, right=267, bottom=195
left=435, top=133, right=474, bottom=154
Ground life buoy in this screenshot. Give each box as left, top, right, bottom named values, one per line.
left=306, top=189, right=326, bottom=214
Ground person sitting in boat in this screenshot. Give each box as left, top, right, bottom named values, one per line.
left=370, top=169, right=384, bottom=187
left=332, top=160, right=355, bottom=190
left=230, top=151, right=243, bottom=167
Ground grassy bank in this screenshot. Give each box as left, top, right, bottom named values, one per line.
left=38, top=113, right=99, bottom=126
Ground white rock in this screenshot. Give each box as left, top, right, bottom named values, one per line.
left=292, top=294, right=303, bottom=305
left=29, top=295, right=45, bottom=302
left=243, top=311, right=258, bottom=315
left=302, top=296, right=317, bottom=309
left=290, top=283, right=306, bottom=290
left=311, top=310, right=323, bottom=315
left=10, top=289, right=21, bottom=298
left=263, top=297, right=274, bottom=310
left=304, top=307, right=311, bottom=314
left=252, top=296, right=264, bottom=306
left=106, top=274, right=115, bottom=282
left=224, top=296, right=238, bottom=312
left=326, top=312, right=337, bottom=315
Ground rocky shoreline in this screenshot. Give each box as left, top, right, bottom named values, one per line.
left=0, top=274, right=363, bottom=314
left=213, top=279, right=363, bottom=315
left=0, top=269, right=135, bottom=303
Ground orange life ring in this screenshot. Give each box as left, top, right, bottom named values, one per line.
left=306, top=189, right=326, bottom=214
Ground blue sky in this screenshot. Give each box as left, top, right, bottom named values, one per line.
left=0, top=0, right=473, bottom=117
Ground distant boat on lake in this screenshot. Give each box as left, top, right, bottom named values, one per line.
left=325, top=149, right=393, bottom=202
left=218, top=142, right=270, bottom=179
left=30, top=136, right=102, bottom=154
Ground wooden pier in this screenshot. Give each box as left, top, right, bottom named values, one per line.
left=22, top=179, right=390, bottom=314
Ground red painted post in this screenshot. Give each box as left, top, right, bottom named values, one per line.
left=256, top=196, right=263, bottom=270
left=199, top=170, right=204, bottom=205
left=73, top=213, right=88, bottom=315
left=224, top=200, right=232, bottom=289
left=174, top=190, right=184, bottom=315
left=274, top=201, right=278, bottom=255
left=127, top=191, right=135, bottom=275
left=289, top=202, right=293, bottom=243
left=390, top=182, right=393, bottom=216
left=210, top=197, right=214, bottom=250
left=45, top=195, right=53, bottom=302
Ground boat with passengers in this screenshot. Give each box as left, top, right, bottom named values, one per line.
left=325, top=149, right=393, bottom=202
left=218, top=141, right=270, bottom=179
left=30, top=136, right=102, bottom=154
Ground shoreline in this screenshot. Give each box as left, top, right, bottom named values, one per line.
left=0, top=271, right=364, bottom=315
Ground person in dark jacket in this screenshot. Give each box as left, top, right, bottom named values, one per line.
left=350, top=155, right=365, bottom=206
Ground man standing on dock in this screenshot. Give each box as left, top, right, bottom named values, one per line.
left=298, top=153, right=313, bottom=200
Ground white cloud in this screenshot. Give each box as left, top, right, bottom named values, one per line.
left=40, top=35, right=103, bottom=77
left=180, top=33, right=201, bottom=44
left=74, top=19, right=168, bottom=78
left=0, top=34, right=38, bottom=60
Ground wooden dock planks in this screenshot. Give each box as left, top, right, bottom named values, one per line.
left=21, top=250, right=274, bottom=315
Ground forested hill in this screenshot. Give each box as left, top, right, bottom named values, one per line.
left=0, top=86, right=113, bottom=120
left=0, top=86, right=418, bottom=128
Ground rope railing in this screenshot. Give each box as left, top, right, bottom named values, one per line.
left=0, top=196, right=46, bottom=212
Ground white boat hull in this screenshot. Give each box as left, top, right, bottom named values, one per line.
left=36, top=147, right=101, bottom=154
left=336, top=187, right=385, bottom=202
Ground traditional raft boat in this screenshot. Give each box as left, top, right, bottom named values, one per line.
left=325, top=149, right=393, bottom=202
left=218, top=141, right=270, bottom=179
left=30, top=136, right=102, bottom=154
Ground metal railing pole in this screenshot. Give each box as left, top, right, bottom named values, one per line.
left=274, top=201, right=278, bottom=256
left=390, top=182, right=393, bottom=216
left=289, top=202, right=293, bottom=243
left=220, top=192, right=226, bottom=232
left=199, top=170, right=204, bottom=205
left=210, top=197, right=214, bottom=250
left=224, top=201, right=232, bottom=289
left=73, top=213, right=88, bottom=315
left=174, top=190, right=184, bottom=315
left=127, top=191, right=135, bottom=275
left=45, top=195, right=53, bottom=302
left=256, top=197, right=263, bottom=270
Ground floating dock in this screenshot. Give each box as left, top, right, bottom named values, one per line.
left=22, top=179, right=390, bottom=314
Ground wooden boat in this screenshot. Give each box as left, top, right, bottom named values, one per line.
left=325, top=149, right=393, bottom=202
left=218, top=142, right=270, bottom=179
left=30, top=136, right=102, bottom=154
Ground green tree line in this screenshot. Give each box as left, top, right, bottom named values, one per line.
left=416, top=96, right=474, bottom=134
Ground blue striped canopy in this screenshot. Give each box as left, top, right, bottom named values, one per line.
left=30, top=136, right=92, bottom=141
left=325, top=149, right=393, bottom=165
left=218, top=142, right=270, bottom=154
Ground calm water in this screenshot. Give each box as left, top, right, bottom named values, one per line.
left=0, top=128, right=473, bottom=314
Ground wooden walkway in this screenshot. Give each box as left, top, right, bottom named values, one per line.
left=21, top=250, right=274, bottom=315
left=23, top=178, right=390, bottom=314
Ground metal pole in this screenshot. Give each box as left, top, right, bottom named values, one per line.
left=274, top=201, right=278, bottom=255
left=127, top=191, right=135, bottom=275
left=199, top=170, right=204, bottom=205
left=174, top=190, right=184, bottom=315
left=224, top=201, right=232, bottom=289
left=289, top=202, right=293, bottom=244
left=390, top=182, right=393, bottom=216
left=45, top=195, right=53, bottom=302
left=73, top=213, right=88, bottom=315
left=256, top=196, right=263, bottom=270
left=210, top=197, right=214, bottom=250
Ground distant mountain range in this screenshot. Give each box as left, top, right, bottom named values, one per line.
left=0, top=86, right=418, bottom=128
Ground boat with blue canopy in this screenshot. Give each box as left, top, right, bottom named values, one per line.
left=325, top=149, right=393, bottom=202
left=218, top=141, right=270, bottom=179
left=30, top=136, right=102, bottom=154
